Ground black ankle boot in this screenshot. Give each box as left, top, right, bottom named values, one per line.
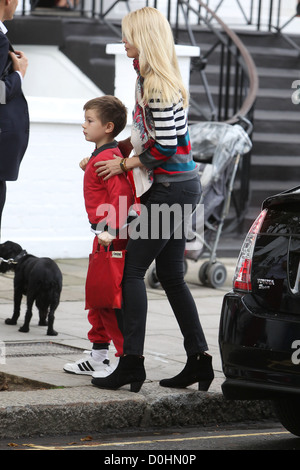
left=91, top=355, right=146, bottom=393
left=159, top=353, right=214, bottom=391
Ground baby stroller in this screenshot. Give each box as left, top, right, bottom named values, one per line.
left=146, top=120, right=252, bottom=289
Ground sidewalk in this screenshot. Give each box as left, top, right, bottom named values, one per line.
left=0, top=257, right=275, bottom=439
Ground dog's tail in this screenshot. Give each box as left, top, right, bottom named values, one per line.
left=35, top=279, right=62, bottom=311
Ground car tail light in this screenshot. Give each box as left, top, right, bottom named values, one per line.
left=233, top=209, right=267, bottom=291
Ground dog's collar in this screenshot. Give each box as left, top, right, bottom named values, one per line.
left=0, top=249, right=28, bottom=265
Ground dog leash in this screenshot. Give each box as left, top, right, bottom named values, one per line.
left=0, top=257, right=17, bottom=265
left=0, top=250, right=27, bottom=265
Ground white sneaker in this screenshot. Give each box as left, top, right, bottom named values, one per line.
left=63, top=352, right=113, bottom=376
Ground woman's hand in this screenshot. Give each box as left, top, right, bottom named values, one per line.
left=97, top=231, right=116, bottom=247
left=94, top=155, right=123, bottom=180
left=95, top=154, right=143, bottom=180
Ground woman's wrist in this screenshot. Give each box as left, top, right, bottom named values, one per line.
left=120, top=155, right=142, bottom=172
left=120, top=158, right=128, bottom=172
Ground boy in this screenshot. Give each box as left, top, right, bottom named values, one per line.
left=64, top=95, right=134, bottom=377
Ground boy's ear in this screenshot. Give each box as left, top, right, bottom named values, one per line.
left=105, top=121, right=115, bottom=134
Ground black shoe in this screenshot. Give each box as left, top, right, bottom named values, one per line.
left=159, top=353, right=214, bottom=391
left=91, top=355, right=146, bottom=393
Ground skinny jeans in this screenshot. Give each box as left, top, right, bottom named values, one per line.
left=122, top=175, right=208, bottom=356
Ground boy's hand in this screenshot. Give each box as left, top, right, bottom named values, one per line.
left=97, top=231, right=116, bottom=247
left=79, top=157, right=89, bottom=171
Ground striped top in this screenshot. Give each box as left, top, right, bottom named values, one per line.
left=133, top=60, right=198, bottom=183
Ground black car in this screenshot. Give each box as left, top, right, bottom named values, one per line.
left=219, top=186, right=300, bottom=436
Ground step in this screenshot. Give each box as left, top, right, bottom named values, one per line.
left=8, top=15, right=64, bottom=45
left=234, top=30, right=300, bottom=50
left=253, top=87, right=296, bottom=112
left=182, top=27, right=300, bottom=51
left=64, top=34, right=117, bottom=47
left=89, top=58, right=115, bottom=95
left=190, top=83, right=294, bottom=100
left=190, top=39, right=300, bottom=70
left=247, top=45, right=300, bottom=58
left=252, top=54, right=300, bottom=69
left=189, top=84, right=296, bottom=117
left=250, top=155, right=300, bottom=180
left=64, top=34, right=113, bottom=58
left=177, top=26, right=300, bottom=54
left=62, top=34, right=116, bottom=93
left=249, top=180, right=299, bottom=206
left=61, top=17, right=119, bottom=38
left=255, top=66, right=300, bottom=89
left=191, top=61, right=300, bottom=88
left=252, top=132, right=300, bottom=156
left=254, top=110, right=300, bottom=134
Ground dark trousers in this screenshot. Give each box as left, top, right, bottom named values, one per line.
left=122, top=175, right=208, bottom=356
left=0, top=181, right=6, bottom=238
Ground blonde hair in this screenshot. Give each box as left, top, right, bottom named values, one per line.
left=122, top=7, right=189, bottom=108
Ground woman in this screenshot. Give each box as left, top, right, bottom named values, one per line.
left=92, top=7, right=214, bottom=393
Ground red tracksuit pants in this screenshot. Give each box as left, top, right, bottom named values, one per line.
left=87, top=236, right=127, bottom=357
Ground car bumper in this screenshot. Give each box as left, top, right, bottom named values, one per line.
left=219, top=291, right=300, bottom=400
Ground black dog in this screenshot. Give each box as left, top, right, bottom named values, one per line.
left=0, top=241, right=62, bottom=336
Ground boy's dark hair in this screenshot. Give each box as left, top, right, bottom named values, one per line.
left=84, top=95, right=127, bottom=138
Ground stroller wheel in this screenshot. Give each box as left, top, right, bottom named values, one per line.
left=147, top=264, right=161, bottom=289
left=199, top=261, right=210, bottom=286
left=147, top=260, right=188, bottom=289
left=183, top=259, right=188, bottom=276
left=199, top=261, right=227, bottom=289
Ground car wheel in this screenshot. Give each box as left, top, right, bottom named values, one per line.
left=273, top=399, right=300, bottom=436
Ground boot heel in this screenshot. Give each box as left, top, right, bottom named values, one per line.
left=160, top=353, right=214, bottom=391
left=198, top=378, right=213, bottom=392
left=130, top=381, right=144, bottom=393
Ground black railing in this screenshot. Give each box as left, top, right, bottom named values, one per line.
left=175, top=0, right=258, bottom=126
left=201, top=0, right=300, bottom=53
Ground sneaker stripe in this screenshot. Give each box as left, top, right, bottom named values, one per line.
left=78, top=361, right=94, bottom=372
left=85, top=361, right=94, bottom=371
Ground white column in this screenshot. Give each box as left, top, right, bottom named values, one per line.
left=16, top=0, right=31, bottom=14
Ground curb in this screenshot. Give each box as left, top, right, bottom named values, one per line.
left=0, top=382, right=276, bottom=439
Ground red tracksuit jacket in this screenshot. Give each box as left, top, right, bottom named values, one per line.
left=83, top=141, right=135, bottom=236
